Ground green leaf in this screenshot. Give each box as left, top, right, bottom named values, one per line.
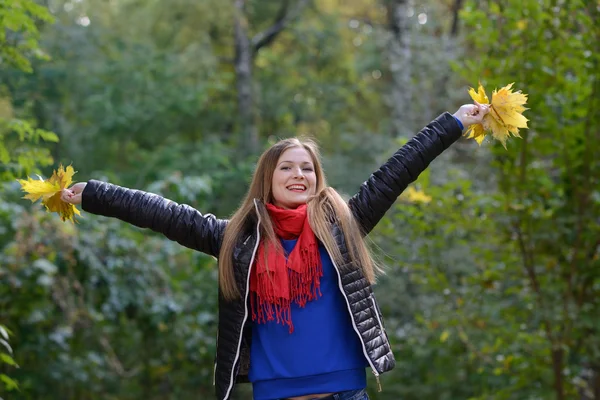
left=0, top=353, right=18, bottom=367
left=0, top=373, right=19, bottom=391
left=0, top=142, right=9, bottom=164
left=0, top=339, right=12, bottom=355
left=440, top=330, right=450, bottom=343
left=0, top=326, right=8, bottom=341
left=38, top=129, right=59, bottom=143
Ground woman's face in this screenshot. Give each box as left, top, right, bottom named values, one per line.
left=271, top=146, right=317, bottom=209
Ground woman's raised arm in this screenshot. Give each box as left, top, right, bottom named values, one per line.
left=62, top=180, right=227, bottom=257
left=348, top=103, right=488, bottom=235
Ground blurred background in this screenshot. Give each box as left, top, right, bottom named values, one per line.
left=1, top=0, right=599, bottom=399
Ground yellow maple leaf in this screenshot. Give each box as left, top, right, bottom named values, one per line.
left=465, top=82, right=529, bottom=148
left=464, top=82, right=490, bottom=145
left=18, top=164, right=81, bottom=222
left=465, top=122, right=487, bottom=145
left=468, top=82, right=490, bottom=105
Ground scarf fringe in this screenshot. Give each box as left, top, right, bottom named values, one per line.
left=251, top=293, right=294, bottom=333
left=251, top=243, right=323, bottom=333
left=250, top=204, right=323, bottom=333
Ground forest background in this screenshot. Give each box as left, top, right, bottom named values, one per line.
left=1, top=0, right=599, bottom=399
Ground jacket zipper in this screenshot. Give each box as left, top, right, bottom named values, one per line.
left=370, top=296, right=385, bottom=334
left=213, top=333, right=219, bottom=386
left=213, top=362, right=217, bottom=386
left=329, top=256, right=382, bottom=392
left=222, top=199, right=262, bottom=400
left=214, top=239, right=252, bottom=385
left=369, top=296, right=385, bottom=390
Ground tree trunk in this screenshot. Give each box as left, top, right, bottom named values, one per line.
left=234, top=0, right=259, bottom=154
left=434, top=0, right=463, bottom=106
left=552, top=347, right=565, bottom=400
left=233, top=0, right=309, bottom=154
left=450, top=0, right=463, bottom=36
left=386, top=0, right=412, bottom=137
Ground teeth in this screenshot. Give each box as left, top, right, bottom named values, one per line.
left=288, top=185, right=306, bottom=190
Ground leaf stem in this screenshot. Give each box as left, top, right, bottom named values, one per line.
left=490, top=104, right=506, bottom=126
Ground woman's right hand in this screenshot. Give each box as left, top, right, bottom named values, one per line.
left=61, top=182, right=87, bottom=205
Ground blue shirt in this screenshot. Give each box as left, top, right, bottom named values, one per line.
left=249, top=239, right=368, bottom=400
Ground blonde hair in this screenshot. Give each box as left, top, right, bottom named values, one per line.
left=218, top=138, right=379, bottom=300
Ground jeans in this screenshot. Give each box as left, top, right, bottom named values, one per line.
left=297, top=389, right=369, bottom=400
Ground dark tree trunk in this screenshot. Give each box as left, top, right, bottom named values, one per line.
left=552, top=348, right=565, bottom=400
left=233, top=0, right=310, bottom=154
left=450, top=0, right=463, bottom=36
left=234, top=0, right=258, bottom=154
left=386, top=0, right=412, bottom=137
left=434, top=0, right=463, bottom=111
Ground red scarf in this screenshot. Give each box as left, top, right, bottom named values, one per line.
left=250, top=203, right=323, bottom=333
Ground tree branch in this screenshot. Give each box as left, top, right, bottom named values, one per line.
left=514, top=219, right=555, bottom=342
left=99, top=336, right=141, bottom=378
left=251, top=0, right=311, bottom=53
left=450, top=0, right=464, bottom=37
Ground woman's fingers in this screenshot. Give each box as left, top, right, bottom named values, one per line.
left=61, top=188, right=83, bottom=205
left=70, top=182, right=87, bottom=194
left=61, top=182, right=87, bottom=204
left=470, top=102, right=489, bottom=122
left=61, top=189, right=73, bottom=202
left=454, top=102, right=490, bottom=128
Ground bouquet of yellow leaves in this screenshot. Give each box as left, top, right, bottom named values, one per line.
left=18, top=164, right=81, bottom=223
left=465, top=82, right=529, bottom=148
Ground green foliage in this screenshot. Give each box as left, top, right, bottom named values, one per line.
left=373, top=1, right=600, bottom=399
left=0, top=114, right=59, bottom=181
left=0, top=185, right=219, bottom=399
left=1, top=0, right=598, bottom=398
left=0, top=0, right=54, bottom=73
left=0, top=0, right=58, bottom=183
left=0, top=324, right=19, bottom=393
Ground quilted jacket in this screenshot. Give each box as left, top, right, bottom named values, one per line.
left=81, top=112, right=463, bottom=399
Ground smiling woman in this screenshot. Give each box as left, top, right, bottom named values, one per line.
left=272, top=146, right=318, bottom=209
left=61, top=103, right=488, bottom=400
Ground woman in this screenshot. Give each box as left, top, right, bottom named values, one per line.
left=62, top=104, right=488, bottom=400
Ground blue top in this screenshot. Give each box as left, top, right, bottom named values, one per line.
left=248, top=239, right=368, bottom=400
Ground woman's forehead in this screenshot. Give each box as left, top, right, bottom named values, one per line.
left=277, top=147, right=313, bottom=163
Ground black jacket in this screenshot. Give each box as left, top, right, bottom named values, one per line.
left=82, top=112, right=463, bottom=400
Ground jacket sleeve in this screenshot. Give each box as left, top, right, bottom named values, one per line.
left=81, top=180, right=227, bottom=257
left=348, top=112, right=463, bottom=235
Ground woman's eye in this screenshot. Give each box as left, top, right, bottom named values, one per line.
left=281, top=166, right=290, bottom=170
left=303, top=168, right=313, bottom=172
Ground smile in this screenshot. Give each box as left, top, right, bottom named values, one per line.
left=286, top=185, right=306, bottom=192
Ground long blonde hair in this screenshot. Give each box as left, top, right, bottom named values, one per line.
left=218, top=138, right=380, bottom=300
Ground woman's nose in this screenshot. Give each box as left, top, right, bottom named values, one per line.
left=293, top=167, right=304, bottom=179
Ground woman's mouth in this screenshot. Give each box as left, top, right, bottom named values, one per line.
left=286, top=184, right=306, bottom=192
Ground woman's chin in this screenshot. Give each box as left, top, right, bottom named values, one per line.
left=288, top=202, right=306, bottom=209
left=274, top=198, right=307, bottom=209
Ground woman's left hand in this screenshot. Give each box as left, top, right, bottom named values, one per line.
left=453, top=101, right=490, bottom=128
left=61, top=182, right=87, bottom=205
